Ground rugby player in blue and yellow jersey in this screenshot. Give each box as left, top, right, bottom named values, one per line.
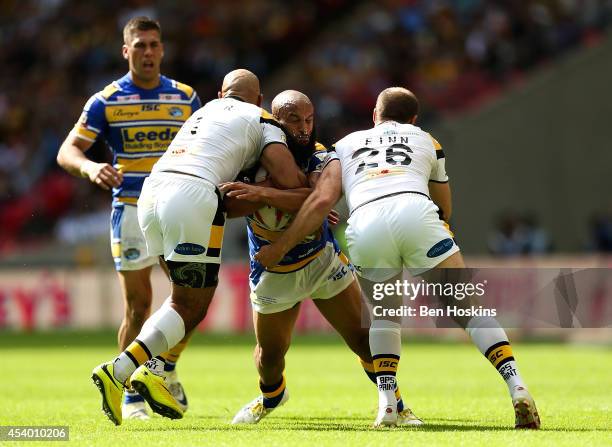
left=57, top=16, right=200, bottom=421
left=221, top=91, right=422, bottom=426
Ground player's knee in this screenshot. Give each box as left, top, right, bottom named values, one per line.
left=174, top=305, right=205, bottom=332
left=124, top=293, right=152, bottom=325
left=169, top=297, right=208, bottom=332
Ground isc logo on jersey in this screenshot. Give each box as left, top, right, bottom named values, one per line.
left=251, top=167, right=293, bottom=231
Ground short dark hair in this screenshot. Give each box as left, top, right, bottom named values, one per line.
left=123, top=16, right=161, bottom=44
left=376, top=87, right=419, bottom=123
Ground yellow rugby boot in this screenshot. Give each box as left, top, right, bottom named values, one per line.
left=130, top=362, right=183, bottom=420
left=91, top=361, right=125, bottom=426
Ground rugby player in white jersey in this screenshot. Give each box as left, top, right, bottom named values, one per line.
left=256, top=87, right=541, bottom=429
left=220, top=90, right=422, bottom=426
left=57, top=17, right=199, bottom=420
left=90, top=69, right=305, bottom=426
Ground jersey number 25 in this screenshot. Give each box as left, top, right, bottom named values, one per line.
left=352, top=143, right=413, bottom=174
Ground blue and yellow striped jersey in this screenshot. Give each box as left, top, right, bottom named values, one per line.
left=72, top=73, right=201, bottom=205
left=246, top=143, right=339, bottom=284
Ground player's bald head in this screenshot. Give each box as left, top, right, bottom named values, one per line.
left=374, top=87, right=419, bottom=125
left=219, top=69, right=262, bottom=106
left=271, top=90, right=316, bottom=166
left=271, top=89, right=315, bottom=146
left=271, top=90, right=312, bottom=119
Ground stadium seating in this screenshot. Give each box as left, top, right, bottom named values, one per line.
left=0, top=0, right=610, bottom=253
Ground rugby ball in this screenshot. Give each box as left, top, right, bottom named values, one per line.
left=251, top=167, right=294, bottom=231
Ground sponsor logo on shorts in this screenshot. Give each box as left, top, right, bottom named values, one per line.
left=253, top=296, right=277, bottom=305
left=426, top=238, right=454, bottom=258
left=174, top=243, right=206, bottom=255
left=124, top=248, right=140, bottom=260
left=329, top=265, right=348, bottom=281
left=168, top=106, right=184, bottom=117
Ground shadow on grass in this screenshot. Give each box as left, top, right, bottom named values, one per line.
left=124, top=416, right=612, bottom=433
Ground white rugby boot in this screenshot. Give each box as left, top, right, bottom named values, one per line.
left=122, top=391, right=150, bottom=420
left=164, top=369, right=188, bottom=413
left=231, top=390, right=289, bottom=424
left=373, top=404, right=397, bottom=427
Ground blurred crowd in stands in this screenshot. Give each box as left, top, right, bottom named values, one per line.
left=488, top=210, right=612, bottom=256
left=0, top=0, right=611, bottom=255
left=488, top=212, right=553, bottom=256
left=297, top=0, right=612, bottom=138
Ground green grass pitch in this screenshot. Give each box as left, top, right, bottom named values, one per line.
left=0, top=332, right=610, bottom=446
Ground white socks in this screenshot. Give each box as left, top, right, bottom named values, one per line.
left=113, top=302, right=185, bottom=383
left=370, top=319, right=402, bottom=409
left=466, top=316, right=527, bottom=396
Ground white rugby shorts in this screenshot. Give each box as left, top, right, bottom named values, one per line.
left=346, top=192, right=460, bottom=281
left=250, top=242, right=355, bottom=314
left=110, top=204, right=158, bottom=271
left=138, top=172, right=225, bottom=264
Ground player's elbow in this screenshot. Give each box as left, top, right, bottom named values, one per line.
left=272, top=171, right=307, bottom=190
left=311, top=190, right=337, bottom=214
left=56, top=150, right=68, bottom=169
left=56, top=141, right=73, bottom=169
left=444, top=205, right=452, bottom=221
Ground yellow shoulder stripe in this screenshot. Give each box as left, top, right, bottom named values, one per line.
left=73, top=126, right=98, bottom=141
left=260, top=109, right=277, bottom=121
left=100, top=83, right=120, bottom=99
left=315, top=142, right=327, bottom=152
left=428, top=133, right=442, bottom=150
left=174, top=81, right=194, bottom=98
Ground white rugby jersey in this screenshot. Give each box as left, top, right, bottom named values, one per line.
left=331, top=121, right=448, bottom=214
left=153, top=97, right=286, bottom=184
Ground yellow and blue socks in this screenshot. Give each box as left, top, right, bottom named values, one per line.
left=260, top=375, right=286, bottom=409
